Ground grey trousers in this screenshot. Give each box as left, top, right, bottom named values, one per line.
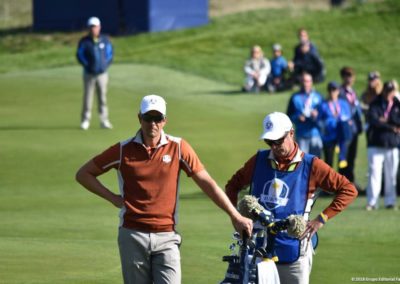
left=118, top=227, right=182, bottom=284
left=276, top=242, right=313, bottom=284
left=81, top=72, right=109, bottom=122
left=297, top=136, right=323, bottom=158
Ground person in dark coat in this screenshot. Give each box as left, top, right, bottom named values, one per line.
left=366, top=81, right=400, bottom=210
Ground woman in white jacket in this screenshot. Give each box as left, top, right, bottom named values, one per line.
left=243, top=45, right=271, bottom=93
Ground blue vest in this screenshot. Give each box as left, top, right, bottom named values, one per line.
left=251, top=150, right=314, bottom=263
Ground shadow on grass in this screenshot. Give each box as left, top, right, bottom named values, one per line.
left=0, top=25, right=142, bottom=38
left=0, top=26, right=32, bottom=36
left=0, top=125, right=80, bottom=131
left=212, top=89, right=246, bottom=96
left=198, top=89, right=273, bottom=96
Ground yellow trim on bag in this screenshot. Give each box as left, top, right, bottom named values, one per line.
left=263, top=256, right=279, bottom=262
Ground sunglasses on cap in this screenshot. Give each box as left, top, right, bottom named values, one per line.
left=264, top=132, right=289, bottom=146
left=141, top=113, right=165, bottom=123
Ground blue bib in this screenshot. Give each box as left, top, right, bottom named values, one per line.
left=251, top=150, right=314, bottom=263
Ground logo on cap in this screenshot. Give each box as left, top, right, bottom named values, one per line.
left=265, top=121, right=273, bottom=130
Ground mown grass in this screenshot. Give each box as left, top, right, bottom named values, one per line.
left=1, top=1, right=400, bottom=283
left=1, top=64, right=398, bottom=284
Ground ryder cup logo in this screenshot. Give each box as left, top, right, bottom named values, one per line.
left=259, top=178, right=290, bottom=210
left=162, top=154, right=172, bottom=164
left=265, top=121, right=273, bottom=130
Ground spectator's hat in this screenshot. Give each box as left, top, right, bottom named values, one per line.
left=140, top=95, right=167, bottom=115
left=260, top=112, right=293, bottom=140
left=383, top=80, right=396, bottom=93
left=368, top=71, right=380, bottom=81
left=272, top=43, right=282, bottom=51
left=327, top=81, right=340, bottom=91
left=87, top=17, right=101, bottom=27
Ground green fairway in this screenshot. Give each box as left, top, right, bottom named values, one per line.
left=1, top=0, right=400, bottom=282
left=0, top=64, right=399, bottom=283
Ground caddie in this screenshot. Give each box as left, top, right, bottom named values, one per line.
left=76, top=94, right=253, bottom=284
left=225, top=112, right=358, bottom=284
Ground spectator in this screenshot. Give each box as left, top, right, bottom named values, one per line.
left=360, top=71, right=383, bottom=136
left=75, top=95, right=253, bottom=284
left=331, top=0, right=345, bottom=7
left=319, top=81, right=353, bottom=169
left=225, top=111, right=357, bottom=284
left=360, top=71, right=383, bottom=117
left=292, top=41, right=325, bottom=84
left=287, top=73, right=323, bottom=157
left=76, top=17, right=113, bottom=130
left=393, top=80, right=400, bottom=196
left=266, top=43, right=289, bottom=93
left=339, top=67, right=363, bottom=187
left=366, top=81, right=400, bottom=210
left=393, top=79, right=400, bottom=100
left=294, top=28, right=319, bottom=61
left=243, top=45, right=271, bottom=93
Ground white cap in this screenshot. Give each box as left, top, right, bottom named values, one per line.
left=87, top=17, right=101, bottom=27
left=140, top=95, right=167, bottom=115
left=272, top=43, right=282, bottom=51
left=260, top=112, right=293, bottom=140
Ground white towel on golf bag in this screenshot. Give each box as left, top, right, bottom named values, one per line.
left=257, top=261, right=280, bottom=284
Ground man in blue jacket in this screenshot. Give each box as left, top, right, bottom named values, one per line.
left=77, top=17, right=113, bottom=130
left=287, top=73, right=323, bottom=157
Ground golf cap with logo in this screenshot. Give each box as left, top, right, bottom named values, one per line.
left=140, top=95, right=167, bottom=115
left=260, top=112, right=293, bottom=140
left=87, top=17, right=101, bottom=27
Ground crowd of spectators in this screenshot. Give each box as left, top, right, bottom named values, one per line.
left=242, top=28, right=325, bottom=93
left=242, top=28, right=399, bottom=210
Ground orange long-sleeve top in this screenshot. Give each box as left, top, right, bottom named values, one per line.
left=225, top=143, right=358, bottom=220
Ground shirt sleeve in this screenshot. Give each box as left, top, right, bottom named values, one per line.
left=244, top=60, right=253, bottom=75
left=105, top=37, right=113, bottom=65
left=261, top=58, right=271, bottom=76
left=92, top=143, right=121, bottom=172
left=309, top=157, right=358, bottom=219
left=225, top=154, right=257, bottom=206
left=282, top=57, right=288, bottom=69
left=287, top=94, right=307, bottom=123
left=76, top=38, right=88, bottom=67
left=179, top=139, right=205, bottom=177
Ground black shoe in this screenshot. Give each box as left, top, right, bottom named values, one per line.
left=385, top=205, right=398, bottom=210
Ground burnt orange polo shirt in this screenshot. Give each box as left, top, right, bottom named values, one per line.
left=93, top=130, right=204, bottom=232
left=225, top=144, right=357, bottom=220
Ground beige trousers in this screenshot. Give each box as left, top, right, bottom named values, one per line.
left=81, top=72, right=109, bottom=123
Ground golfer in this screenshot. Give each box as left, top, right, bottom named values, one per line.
left=76, top=94, right=252, bottom=284
left=225, top=112, right=357, bottom=284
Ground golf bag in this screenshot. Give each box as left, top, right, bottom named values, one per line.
left=219, top=218, right=294, bottom=284
left=219, top=195, right=308, bottom=284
